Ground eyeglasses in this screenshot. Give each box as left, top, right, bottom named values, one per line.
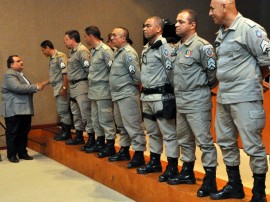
left=142, top=52, right=147, bottom=65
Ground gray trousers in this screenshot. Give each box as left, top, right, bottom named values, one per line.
left=55, top=95, right=71, bottom=125
left=177, top=110, right=217, bottom=167
left=142, top=100, right=179, bottom=158
left=215, top=101, right=268, bottom=174
left=91, top=99, right=115, bottom=139
left=70, top=93, right=94, bottom=133
left=114, top=96, right=146, bottom=151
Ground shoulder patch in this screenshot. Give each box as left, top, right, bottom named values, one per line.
left=82, top=52, right=89, bottom=59
left=207, top=58, right=216, bottom=71
left=203, top=45, right=214, bottom=57
left=163, top=48, right=169, bottom=57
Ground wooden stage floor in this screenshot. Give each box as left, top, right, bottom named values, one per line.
left=28, top=127, right=270, bottom=202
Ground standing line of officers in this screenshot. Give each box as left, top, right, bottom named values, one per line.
left=2, top=1, right=270, bottom=201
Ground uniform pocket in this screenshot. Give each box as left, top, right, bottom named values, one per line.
left=248, top=109, right=265, bottom=131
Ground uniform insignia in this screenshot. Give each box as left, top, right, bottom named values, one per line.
left=106, top=53, right=110, bottom=60
left=203, top=45, right=214, bottom=57
left=171, top=45, right=179, bottom=56
left=163, top=48, right=169, bottom=57
left=128, top=56, right=132, bottom=63
left=60, top=62, right=66, bottom=69
left=207, top=58, right=216, bottom=71
left=82, top=52, right=89, bottom=59
left=84, top=60, right=90, bottom=68
left=255, top=30, right=262, bottom=38
left=185, top=50, right=192, bottom=57
left=129, top=65, right=135, bottom=74
left=260, top=40, right=269, bottom=53
left=108, top=60, right=112, bottom=67
left=165, top=60, right=172, bottom=70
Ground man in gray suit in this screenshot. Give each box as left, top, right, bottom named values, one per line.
left=1, top=55, right=43, bottom=163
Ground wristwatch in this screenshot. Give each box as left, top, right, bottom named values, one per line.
left=62, top=86, right=67, bottom=90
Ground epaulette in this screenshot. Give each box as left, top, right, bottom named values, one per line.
left=151, top=38, right=167, bottom=49
left=244, top=18, right=256, bottom=28
left=123, top=45, right=132, bottom=52
left=198, top=37, right=209, bottom=45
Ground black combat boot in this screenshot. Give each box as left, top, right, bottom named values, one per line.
left=197, top=167, right=217, bottom=197
left=167, top=161, right=196, bottom=185
left=137, top=152, right=162, bottom=174
left=55, top=123, right=71, bottom=141
left=65, top=130, right=85, bottom=145
left=97, top=139, right=116, bottom=158
left=158, top=157, right=178, bottom=182
left=85, top=136, right=105, bottom=153
left=81, top=132, right=95, bottom=151
left=108, top=146, right=131, bottom=162
left=127, top=151, right=145, bottom=168
left=210, top=166, right=245, bottom=200
left=250, top=173, right=267, bottom=202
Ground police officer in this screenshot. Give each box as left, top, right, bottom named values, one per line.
left=40, top=40, right=72, bottom=141
left=209, top=0, right=270, bottom=201
left=83, top=26, right=116, bottom=158
left=108, top=27, right=146, bottom=168
left=139, top=16, right=179, bottom=182
left=166, top=9, right=218, bottom=197
left=64, top=30, right=94, bottom=146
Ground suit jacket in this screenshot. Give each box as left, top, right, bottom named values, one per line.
left=1, top=68, right=38, bottom=117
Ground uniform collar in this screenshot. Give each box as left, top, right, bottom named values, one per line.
left=221, top=13, right=242, bottom=32
left=115, top=43, right=129, bottom=57
left=182, top=33, right=198, bottom=46
left=51, top=49, right=58, bottom=59
left=94, top=41, right=102, bottom=51
left=71, top=43, right=81, bottom=52
left=143, top=35, right=163, bottom=48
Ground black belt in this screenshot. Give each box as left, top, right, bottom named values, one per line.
left=142, top=84, right=174, bottom=95
left=69, top=78, right=88, bottom=85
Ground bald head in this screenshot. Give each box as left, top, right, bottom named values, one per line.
left=209, top=0, right=238, bottom=28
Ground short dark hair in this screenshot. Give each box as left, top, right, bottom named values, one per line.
left=179, top=9, right=197, bottom=24
left=85, top=26, right=103, bottom=40
left=65, top=30, right=80, bottom=43
left=40, top=40, right=54, bottom=49
left=7, top=55, right=18, bottom=68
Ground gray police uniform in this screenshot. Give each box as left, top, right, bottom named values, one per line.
left=110, top=43, right=146, bottom=151
left=215, top=13, right=270, bottom=174
left=67, top=43, right=93, bottom=133
left=141, top=35, right=179, bottom=158
left=173, top=33, right=217, bottom=167
left=49, top=50, right=71, bottom=125
left=88, top=42, right=115, bottom=140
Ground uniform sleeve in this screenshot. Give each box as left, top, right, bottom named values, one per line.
left=78, top=49, right=91, bottom=74
left=200, top=44, right=218, bottom=89
left=102, top=48, right=114, bottom=71
left=160, top=43, right=174, bottom=85
left=59, top=54, right=68, bottom=74
left=5, top=74, right=38, bottom=94
left=124, top=51, right=141, bottom=86
left=245, top=24, right=270, bottom=66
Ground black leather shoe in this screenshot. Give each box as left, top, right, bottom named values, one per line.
left=18, top=154, right=34, bottom=160
left=108, top=147, right=130, bottom=162
left=137, top=161, right=162, bottom=174
left=127, top=151, right=145, bottom=168
left=210, top=184, right=245, bottom=200
left=8, top=156, right=19, bottom=163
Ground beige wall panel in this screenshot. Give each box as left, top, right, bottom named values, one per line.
left=0, top=0, right=215, bottom=125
